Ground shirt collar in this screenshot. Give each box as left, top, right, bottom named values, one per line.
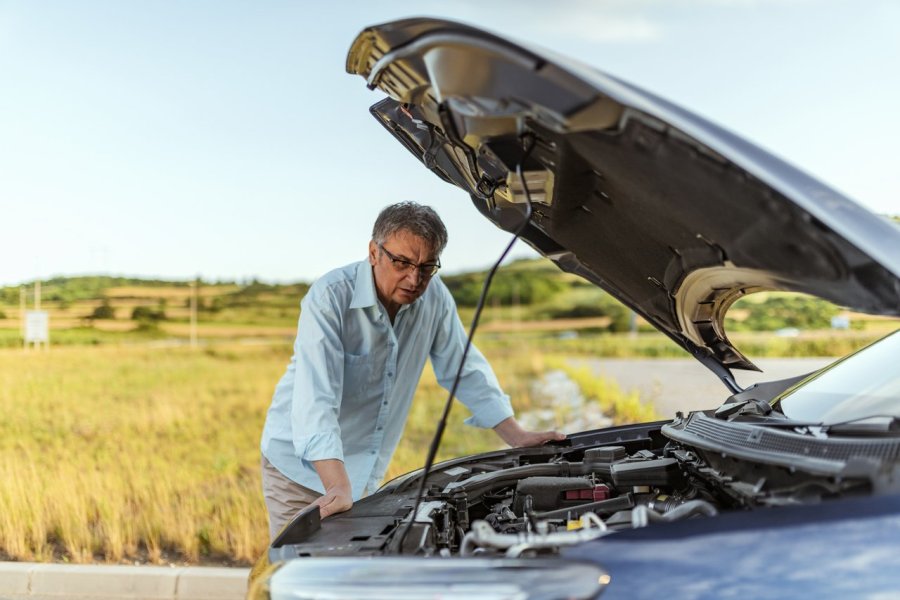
left=348, top=259, right=424, bottom=320
left=349, top=260, right=378, bottom=309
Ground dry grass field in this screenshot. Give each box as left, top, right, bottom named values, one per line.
left=0, top=343, right=281, bottom=565
left=0, top=339, right=615, bottom=566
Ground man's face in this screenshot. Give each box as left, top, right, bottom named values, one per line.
left=369, top=230, right=440, bottom=312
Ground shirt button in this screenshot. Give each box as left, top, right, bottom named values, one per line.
left=383, top=401, right=388, bottom=406
left=376, top=426, right=383, bottom=431
left=387, top=372, right=393, bottom=377
left=370, top=450, right=377, bottom=455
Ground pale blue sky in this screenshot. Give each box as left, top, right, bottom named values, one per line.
left=2, top=0, right=898, bottom=286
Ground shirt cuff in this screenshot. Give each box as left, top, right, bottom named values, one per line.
left=295, top=431, right=344, bottom=462
left=463, top=395, right=515, bottom=429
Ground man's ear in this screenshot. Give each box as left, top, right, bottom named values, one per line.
left=368, top=240, right=377, bottom=266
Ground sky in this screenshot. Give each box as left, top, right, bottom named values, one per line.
left=1, top=0, right=898, bottom=286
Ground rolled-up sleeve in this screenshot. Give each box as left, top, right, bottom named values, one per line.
left=290, top=286, right=346, bottom=463
left=429, top=281, right=514, bottom=429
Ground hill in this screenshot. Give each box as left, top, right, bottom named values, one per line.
left=1, top=258, right=895, bottom=348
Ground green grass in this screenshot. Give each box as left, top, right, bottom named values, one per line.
left=476, top=329, right=889, bottom=359
left=0, top=326, right=169, bottom=348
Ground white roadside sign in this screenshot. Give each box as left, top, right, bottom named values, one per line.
left=25, top=310, right=49, bottom=343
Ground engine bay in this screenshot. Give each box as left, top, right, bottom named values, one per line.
left=269, top=416, right=878, bottom=561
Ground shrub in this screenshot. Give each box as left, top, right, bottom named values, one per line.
left=91, top=301, right=116, bottom=320
left=540, top=287, right=633, bottom=332
left=131, top=306, right=166, bottom=322
left=443, top=269, right=565, bottom=307
left=727, top=294, right=839, bottom=332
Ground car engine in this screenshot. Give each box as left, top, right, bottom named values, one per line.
left=269, top=415, right=882, bottom=560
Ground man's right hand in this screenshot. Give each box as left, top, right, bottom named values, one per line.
left=311, top=458, right=354, bottom=518
left=312, top=484, right=353, bottom=518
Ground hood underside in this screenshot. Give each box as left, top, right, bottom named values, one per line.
left=347, top=18, right=900, bottom=382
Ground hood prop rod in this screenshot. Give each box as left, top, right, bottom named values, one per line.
left=396, top=134, right=537, bottom=554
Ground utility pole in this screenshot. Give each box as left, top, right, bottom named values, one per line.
left=513, top=282, right=520, bottom=332
left=189, top=277, right=198, bottom=349
left=20, top=286, right=25, bottom=349
left=35, top=280, right=46, bottom=349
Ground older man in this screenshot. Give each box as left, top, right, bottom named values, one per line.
left=260, top=202, right=563, bottom=540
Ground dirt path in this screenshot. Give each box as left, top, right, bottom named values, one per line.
left=570, top=357, right=836, bottom=419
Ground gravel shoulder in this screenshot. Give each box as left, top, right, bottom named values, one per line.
left=572, top=357, right=836, bottom=418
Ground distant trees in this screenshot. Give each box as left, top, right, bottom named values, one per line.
left=0, top=262, right=853, bottom=337
left=0, top=275, right=233, bottom=306
left=90, top=300, right=116, bottom=320
left=443, top=270, right=565, bottom=307
left=728, top=296, right=839, bottom=331
left=132, top=306, right=166, bottom=323
left=538, top=285, right=632, bottom=332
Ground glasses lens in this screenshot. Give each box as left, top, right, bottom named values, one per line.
left=381, top=245, right=439, bottom=277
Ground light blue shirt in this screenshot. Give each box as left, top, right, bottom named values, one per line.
left=260, top=260, right=513, bottom=500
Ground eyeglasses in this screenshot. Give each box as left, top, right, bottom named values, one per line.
left=378, top=244, right=441, bottom=278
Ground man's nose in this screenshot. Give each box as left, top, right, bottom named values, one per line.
left=405, top=268, right=423, bottom=285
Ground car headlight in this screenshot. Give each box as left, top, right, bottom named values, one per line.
left=263, top=557, right=609, bottom=600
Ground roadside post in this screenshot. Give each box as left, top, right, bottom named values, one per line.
left=23, top=281, right=49, bottom=351
left=190, top=277, right=199, bottom=348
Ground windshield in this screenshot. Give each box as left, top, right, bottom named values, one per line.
left=775, top=330, right=900, bottom=425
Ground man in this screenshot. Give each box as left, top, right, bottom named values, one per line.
left=260, top=202, right=564, bottom=540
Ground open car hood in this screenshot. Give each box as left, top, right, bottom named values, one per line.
left=347, top=18, right=900, bottom=386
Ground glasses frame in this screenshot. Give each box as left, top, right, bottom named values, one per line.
left=378, top=244, right=441, bottom=278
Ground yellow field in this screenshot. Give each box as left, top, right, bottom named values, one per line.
left=0, top=343, right=284, bottom=565
left=0, top=339, right=609, bottom=565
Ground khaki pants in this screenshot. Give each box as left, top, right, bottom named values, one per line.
left=260, top=455, right=322, bottom=541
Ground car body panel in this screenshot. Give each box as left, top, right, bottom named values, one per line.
left=563, top=492, right=900, bottom=599
left=347, top=17, right=900, bottom=383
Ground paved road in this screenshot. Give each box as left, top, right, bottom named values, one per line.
left=572, top=357, right=835, bottom=419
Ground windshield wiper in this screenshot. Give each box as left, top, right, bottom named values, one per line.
left=823, top=416, right=900, bottom=437
left=714, top=373, right=816, bottom=421
left=719, top=413, right=900, bottom=438
left=727, top=416, right=819, bottom=428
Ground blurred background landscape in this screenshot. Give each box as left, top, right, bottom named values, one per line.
left=2, top=257, right=898, bottom=566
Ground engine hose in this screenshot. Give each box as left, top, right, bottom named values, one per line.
left=449, top=461, right=589, bottom=499
left=460, top=515, right=610, bottom=557
left=531, top=493, right=634, bottom=521
left=631, top=499, right=718, bottom=528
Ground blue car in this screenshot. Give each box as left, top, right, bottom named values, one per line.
left=249, top=18, right=900, bottom=600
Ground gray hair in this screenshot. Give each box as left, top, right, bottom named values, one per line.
left=372, top=202, right=448, bottom=256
